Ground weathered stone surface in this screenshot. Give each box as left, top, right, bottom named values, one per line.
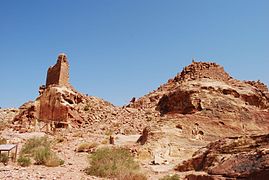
left=185, top=174, right=231, bottom=180
left=13, top=101, right=39, bottom=126
left=176, top=134, right=269, bottom=179
left=39, top=86, right=83, bottom=125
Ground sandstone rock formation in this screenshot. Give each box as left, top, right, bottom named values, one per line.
left=175, top=134, right=269, bottom=179
left=129, top=61, right=269, bottom=137
left=13, top=54, right=79, bottom=130
left=13, top=54, right=151, bottom=133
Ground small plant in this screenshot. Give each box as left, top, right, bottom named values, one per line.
left=77, top=142, right=98, bottom=152
left=160, top=174, right=180, bottom=180
left=84, top=105, right=90, bottom=111
left=34, top=146, right=51, bottom=165
left=44, top=154, right=64, bottom=167
left=0, top=137, right=7, bottom=144
left=73, top=132, right=83, bottom=138
left=101, top=139, right=108, bottom=144
left=19, top=136, right=64, bottom=167
left=0, top=153, right=9, bottom=165
left=20, top=136, right=50, bottom=155
left=105, top=130, right=113, bottom=136
left=118, top=172, right=147, bottom=180
left=85, top=147, right=144, bottom=179
left=0, top=122, right=7, bottom=131
left=17, top=156, right=31, bottom=167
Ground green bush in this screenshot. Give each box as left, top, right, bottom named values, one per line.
left=20, top=136, right=64, bottom=167
left=85, top=147, right=146, bottom=179
left=0, top=153, right=9, bottom=165
left=34, top=146, right=51, bottom=165
left=20, top=136, right=50, bottom=155
left=17, top=156, right=31, bottom=167
left=160, top=174, right=180, bottom=180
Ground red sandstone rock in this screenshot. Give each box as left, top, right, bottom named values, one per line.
left=175, top=134, right=269, bottom=179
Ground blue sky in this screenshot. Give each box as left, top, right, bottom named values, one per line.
left=0, top=0, right=268, bottom=108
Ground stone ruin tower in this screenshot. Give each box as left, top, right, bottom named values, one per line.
left=46, top=53, right=70, bottom=87
left=38, top=53, right=83, bottom=129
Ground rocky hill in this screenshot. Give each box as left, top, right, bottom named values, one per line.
left=129, top=61, right=269, bottom=138
left=2, top=56, right=269, bottom=179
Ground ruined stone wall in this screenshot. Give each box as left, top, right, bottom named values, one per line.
left=175, top=61, right=231, bottom=82
left=46, top=54, right=70, bottom=87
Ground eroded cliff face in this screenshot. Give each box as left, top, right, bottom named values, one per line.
left=157, top=78, right=269, bottom=116
left=39, top=86, right=84, bottom=126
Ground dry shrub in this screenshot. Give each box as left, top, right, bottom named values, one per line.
left=159, top=174, right=180, bottom=180
left=0, top=122, right=7, bottom=131
left=34, top=146, right=51, bottom=165
left=73, top=132, right=83, bottom=138
left=77, top=142, right=98, bottom=152
left=85, top=147, right=146, bottom=179
left=17, top=156, right=31, bottom=167
left=45, top=154, right=64, bottom=167
left=0, top=153, right=9, bottom=165
left=0, top=137, right=7, bottom=144
left=20, top=136, right=64, bottom=167
left=20, top=136, right=50, bottom=155
left=101, top=139, right=108, bottom=144
left=118, top=172, right=147, bottom=180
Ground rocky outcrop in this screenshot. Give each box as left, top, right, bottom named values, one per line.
left=39, top=86, right=84, bottom=126
left=128, top=61, right=269, bottom=138
left=0, top=108, right=18, bottom=123
left=0, top=108, right=18, bottom=130
left=13, top=54, right=153, bottom=133
left=137, top=126, right=150, bottom=145
left=174, top=61, right=231, bottom=82
left=156, top=78, right=269, bottom=116
left=175, top=134, right=269, bottom=179
left=13, top=101, right=39, bottom=125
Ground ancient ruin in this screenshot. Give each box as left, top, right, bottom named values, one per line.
left=46, top=53, right=70, bottom=87
left=39, top=54, right=83, bottom=128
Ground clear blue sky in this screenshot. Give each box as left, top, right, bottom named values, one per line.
left=0, top=0, right=268, bottom=108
